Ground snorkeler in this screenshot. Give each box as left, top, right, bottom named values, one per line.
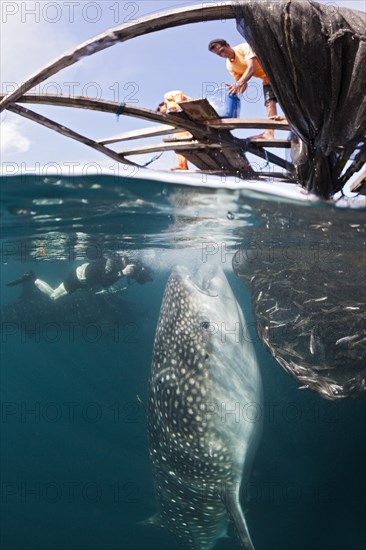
left=6, top=255, right=153, bottom=301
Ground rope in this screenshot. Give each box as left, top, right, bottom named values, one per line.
left=263, top=147, right=270, bottom=169
left=143, top=152, right=164, bottom=167
left=116, top=102, right=126, bottom=121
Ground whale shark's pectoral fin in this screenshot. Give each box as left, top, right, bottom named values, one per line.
left=225, top=493, right=255, bottom=550
left=138, top=513, right=163, bottom=529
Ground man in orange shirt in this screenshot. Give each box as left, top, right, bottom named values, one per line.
left=208, top=39, right=279, bottom=139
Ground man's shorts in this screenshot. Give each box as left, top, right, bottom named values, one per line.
left=263, top=84, right=277, bottom=106
left=64, top=269, right=86, bottom=294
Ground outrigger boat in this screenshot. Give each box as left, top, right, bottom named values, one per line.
left=1, top=0, right=365, bottom=198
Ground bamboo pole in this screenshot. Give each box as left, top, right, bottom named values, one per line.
left=7, top=104, right=138, bottom=167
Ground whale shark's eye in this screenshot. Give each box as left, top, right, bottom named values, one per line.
left=201, top=321, right=210, bottom=330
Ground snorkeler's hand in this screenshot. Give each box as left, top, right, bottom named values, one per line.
left=122, top=264, right=135, bottom=277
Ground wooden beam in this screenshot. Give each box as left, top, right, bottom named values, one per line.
left=98, top=125, right=179, bottom=144
left=194, top=170, right=297, bottom=182
left=163, top=135, right=194, bottom=143
left=7, top=103, right=138, bottom=167
left=208, top=117, right=291, bottom=131
left=245, top=138, right=291, bottom=148
left=0, top=94, right=183, bottom=127
left=119, top=141, right=226, bottom=156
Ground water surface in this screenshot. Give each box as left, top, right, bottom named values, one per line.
left=1, top=173, right=365, bottom=550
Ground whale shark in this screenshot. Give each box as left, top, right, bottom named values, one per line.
left=146, top=264, right=263, bottom=550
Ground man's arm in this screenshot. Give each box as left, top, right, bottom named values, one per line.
left=120, top=264, right=135, bottom=277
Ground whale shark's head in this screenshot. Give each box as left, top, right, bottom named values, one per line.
left=169, top=263, right=242, bottom=330
left=168, top=264, right=259, bottom=380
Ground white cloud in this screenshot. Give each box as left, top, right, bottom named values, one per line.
left=0, top=118, right=31, bottom=155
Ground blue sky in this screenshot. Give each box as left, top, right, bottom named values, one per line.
left=1, top=0, right=364, bottom=175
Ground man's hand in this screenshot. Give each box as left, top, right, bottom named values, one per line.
left=227, top=81, right=247, bottom=96
left=122, top=264, right=135, bottom=277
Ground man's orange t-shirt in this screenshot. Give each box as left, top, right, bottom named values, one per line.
left=226, top=44, right=269, bottom=85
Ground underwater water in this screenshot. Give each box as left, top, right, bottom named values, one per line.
left=0, top=173, right=365, bottom=550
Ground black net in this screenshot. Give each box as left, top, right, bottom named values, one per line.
left=233, top=0, right=366, bottom=197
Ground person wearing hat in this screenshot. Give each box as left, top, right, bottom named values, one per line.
left=157, top=90, right=192, bottom=170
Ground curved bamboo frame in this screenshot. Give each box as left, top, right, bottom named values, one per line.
left=0, top=3, right=235, bottom=111
left=0, top=1, right=295, bottom=177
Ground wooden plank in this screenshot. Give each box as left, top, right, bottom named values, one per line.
left=98, top=125, right=179, bottom=144
left=179, top=98, right=221, bottom=122
left=218, top=148, right=253, bottom=172
left=118, top=141, right=226, bottom=156
left=0, top=3, right=236, bottom=112
left=175, top=99, right=254, bottom=174
left=193, top=170, right=296, bottom=181
left=208, top=118, right=291, bottom=131
left=183, top=151, right=220, bottom=171
left=194, top=169, right=232, bottom=176
left=187, top=144, right=251, bottom=173
left=247, top=138, right=291, bottom=148
left=204, top=149, right=234, bottom=170
left=163, top=135, right=194, bottom=143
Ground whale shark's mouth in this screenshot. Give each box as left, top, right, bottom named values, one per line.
left=173, top=264, right=224, bottom=298
left=187, top=265, right=221, bottom=298
left=189, top=276, right=218, bottom=297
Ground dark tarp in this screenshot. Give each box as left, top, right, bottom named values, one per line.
left=233, top=0, right=366, bottom=197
